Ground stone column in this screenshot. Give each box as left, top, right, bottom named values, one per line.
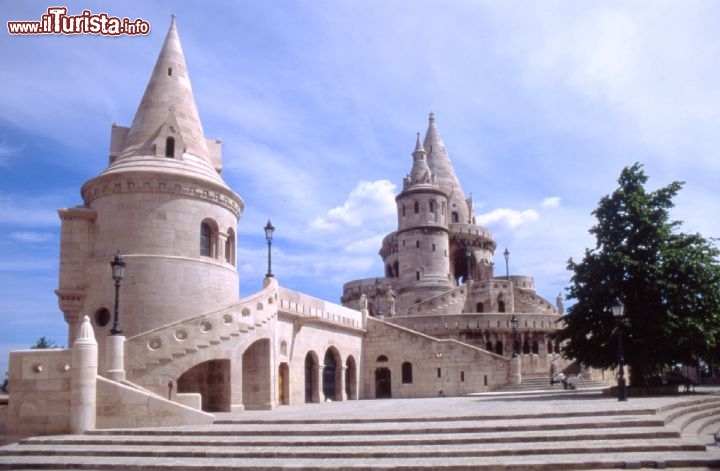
left=106, top=334, right=126, bottom=382
left=315, top=367, right=323, bottom=403
left=70, top=316, right=98, bottom=434
left=339, top=366, right=347, bottom=401
left=509, top=355, right=521, bottom=385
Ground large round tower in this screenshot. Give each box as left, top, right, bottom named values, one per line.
left=392, top=134, right=451, bottom=309
left=56, top=18, right=243, bottom=344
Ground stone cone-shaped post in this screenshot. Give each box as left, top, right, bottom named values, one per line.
left=70, top=315, right=98, bottom=434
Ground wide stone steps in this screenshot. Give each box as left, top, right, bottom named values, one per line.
left=3, top=395, right=720, bottom=469
left=496, top=374, right=607, bottom=392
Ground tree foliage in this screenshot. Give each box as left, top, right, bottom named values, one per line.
left=560, top=163, right=720, bottom=386
left=30, top=336, right=59, bottom=349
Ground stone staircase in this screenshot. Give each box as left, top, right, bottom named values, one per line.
left=399, top=285, right=468, bottom=317
left=124, top=279, right=279, bottom=390
left=496, top=373, right=608, bottom=392
left=3, top=395, right=720, bottom=469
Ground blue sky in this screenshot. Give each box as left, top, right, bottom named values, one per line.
left=1, top=1, right=719, bottom=377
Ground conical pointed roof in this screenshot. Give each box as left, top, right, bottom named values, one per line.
left=407, top=132, right=434, bottom=187
left=119, top=16, right=210, bottom=161
left=422, top=113, right=469, bottom=223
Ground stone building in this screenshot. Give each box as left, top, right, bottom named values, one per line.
left=5, top=18, right=565, bottom=439
left=342, top=114, right=563, bottom=381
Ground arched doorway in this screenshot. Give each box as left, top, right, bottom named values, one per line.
left=304, top=351, right=319, bottom=403
left=345, top=355, right=357, bottom=400
left=278, top=363, right=289, bottom=405
left=177, top=359, right=230, bottom=412
left=375, top=367, right=392, bottom=398
left=322, top=347, right=342, bottom=401
left=242, top=339, right=271, bottom=410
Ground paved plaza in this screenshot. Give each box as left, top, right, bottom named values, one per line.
left=3, top=387, right=720, bottom=469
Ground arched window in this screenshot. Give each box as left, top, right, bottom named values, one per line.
left=401, top=362, right=413, bottom=384
left=200, top=219, right=218, bottom=258
left=429, top=200, right=435, bottom=213
left=476, top=302, right=484, bottom=313
left=225, top=228, right=235, bottom=265
left=494, top=341, right=503, bottom=355
left=200, top=222, right=211, bottom=256
left=402, top=205, right=406, bottom=217
left=165, top=136, right=175, bottom=158
left=451, top=211, right=459, bottom=223
left=414, top=201, right=419, bottom=214
left=532, top=340, right=539, bottom=355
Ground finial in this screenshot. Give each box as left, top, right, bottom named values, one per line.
left=429, top=112, right=435, bottom=123
left=413, top=132, right=424, bottom=153
left=75, top=315, right=98, bottom=346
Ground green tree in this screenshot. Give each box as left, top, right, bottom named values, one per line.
left=560, top=163, right=720, bottom=386
left=30, top=336, right=59, bottom=349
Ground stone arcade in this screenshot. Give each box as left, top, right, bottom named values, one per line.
left=5, top=18, right=567, bottom=439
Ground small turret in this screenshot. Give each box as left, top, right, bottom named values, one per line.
left=404, top=133, right=434, bottom=188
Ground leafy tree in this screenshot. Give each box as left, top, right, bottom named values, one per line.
left=560, top=163, right=720, bottom=386
left=30, top=336, right=59, bottom=349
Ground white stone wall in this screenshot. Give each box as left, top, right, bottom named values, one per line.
left=363, top=318, right=509, bottom=398
left=6, top=349, right=72, bottom=439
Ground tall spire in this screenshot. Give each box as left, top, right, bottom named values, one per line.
left=422, top=113, right=469, bottom=224
left=118, top=16, right=210, bottom=161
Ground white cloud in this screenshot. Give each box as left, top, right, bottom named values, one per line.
left=0, top=137, right=22, bottom=166
left=541, top=196, right=561, bottom=209
left=476, top=208, right=539, bottom=229
left=0, top=195, right=62, bottom=227
left=311, top=180, right=396, bottom=231
left=10, top=232, right=54, bottom=243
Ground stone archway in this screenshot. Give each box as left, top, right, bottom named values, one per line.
left=242, top=339, right=272, bottom=410
left=304, top=351, right=319, bottom=403
left=322, top=347, right=342, bottom=401
left=278, top=362, right=289, bottom=405
left=345, top=355, right=357, bottom=400
left=177, top=359, right=230, bottom=412
left=375, top=367, right=392, bottom=398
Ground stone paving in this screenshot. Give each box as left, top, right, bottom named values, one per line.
left=3, top=387, right=720, bottom=469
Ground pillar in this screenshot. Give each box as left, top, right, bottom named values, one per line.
left=70, top=316, right=98, bottom=434
left=106, top=334, right=126, bottom=382
left=340, top=366, right=347, bottom=401
left=509, top=355, right=521, bottom=385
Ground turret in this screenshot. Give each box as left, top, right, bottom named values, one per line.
left=57, top=17, right=244, bottom=358
left=392, top=133, right=451, bottom=311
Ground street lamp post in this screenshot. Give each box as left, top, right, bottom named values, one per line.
left=465, top=245, right=472, bottom=282
left=109, top=250, right=126, bottom=336
left=503, top=248, right=510, bottom=280
left=612, top=299, right=628, bottom=401
left=264, top=220, right=275, bottom=278
left=510, top=314, right=519, bottom=358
